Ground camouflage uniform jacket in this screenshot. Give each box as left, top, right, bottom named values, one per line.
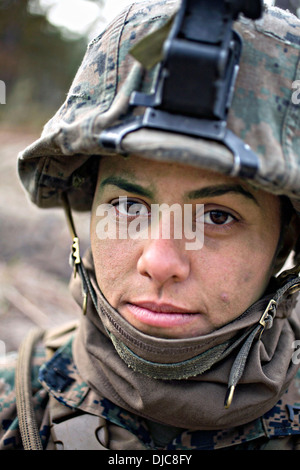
left=1, top=324, right=300, bottom=450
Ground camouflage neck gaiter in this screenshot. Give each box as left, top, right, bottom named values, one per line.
left=72, top=250, right=300, bottom=430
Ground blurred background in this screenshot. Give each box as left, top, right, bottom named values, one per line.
left=0, top=0, right=299, bottom=353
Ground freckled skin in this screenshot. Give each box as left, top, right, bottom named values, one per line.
left=90, top=155, right=281, bottom=339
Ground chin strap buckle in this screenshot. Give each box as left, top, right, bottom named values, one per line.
left=225, top=273, right=300, bottom=409
left=258, top=299, right=277, bottom=339
left=61, top=192, right=89, bottom=315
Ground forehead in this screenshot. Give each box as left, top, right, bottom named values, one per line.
left=97, top=154, right=242, bottom=189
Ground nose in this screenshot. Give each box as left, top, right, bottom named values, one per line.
left=137, top=237, right=190, bottom=286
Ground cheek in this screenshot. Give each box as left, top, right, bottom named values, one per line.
left=92, top=241, right=124, bottom=307
left=92, top=239, right=128, bottom=282
left=197, top=234, right=277, bottom=323
left=91, top=223, right=141, bottom=305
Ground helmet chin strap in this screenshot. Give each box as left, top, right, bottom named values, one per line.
left=61, top=192, right=96, bottom=316
left=60, top=191, right=300, bottom=409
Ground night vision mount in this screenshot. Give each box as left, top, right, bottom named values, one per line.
left=100, top=0, right=264, bottom=178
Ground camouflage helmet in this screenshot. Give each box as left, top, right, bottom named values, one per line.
left=18, top=1, right=300, bottom=242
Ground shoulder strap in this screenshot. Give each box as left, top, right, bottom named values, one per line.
left=15, top=328, right=45, bottom=450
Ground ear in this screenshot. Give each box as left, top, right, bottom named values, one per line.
left=273, top=212, right=300, bottom=275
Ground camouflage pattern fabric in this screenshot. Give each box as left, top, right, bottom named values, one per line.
left=0, top=345, right=49, bottom=449
left=1, top=328, right=300, bottom=450
left=17, top=1, right=300, bottom=213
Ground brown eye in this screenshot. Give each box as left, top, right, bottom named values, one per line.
left=206, top=210, right=234, bottom=225
left=112, top=198, right=150, bottom=217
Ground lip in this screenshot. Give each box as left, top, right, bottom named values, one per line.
left=125, top=301, right=199, bottom=328
left=131, top=301, right=193, bottom=313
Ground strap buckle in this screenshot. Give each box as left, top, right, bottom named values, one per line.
left=259, top=299, right=277, bottom=339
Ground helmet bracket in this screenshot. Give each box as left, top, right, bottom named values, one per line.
left=100, top=0, right=264, bottom=178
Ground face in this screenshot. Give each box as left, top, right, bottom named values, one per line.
left=90, top=155, right=281, bottom=339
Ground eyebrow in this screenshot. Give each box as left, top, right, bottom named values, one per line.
left=99, top=176, right=154, bottom=199
left=186, top=184, right=259, bottom=205
left=100, top=176, right=259, bottom=205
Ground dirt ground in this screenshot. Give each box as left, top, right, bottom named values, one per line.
left=0, top=128, right=90, bottom=352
